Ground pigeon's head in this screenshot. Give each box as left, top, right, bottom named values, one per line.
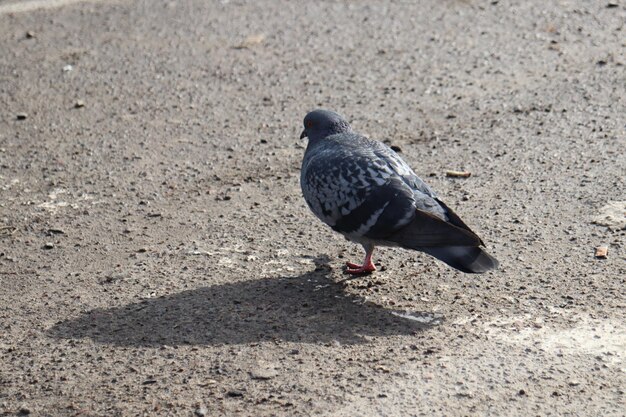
left=300, top=109, right=352, bottom=142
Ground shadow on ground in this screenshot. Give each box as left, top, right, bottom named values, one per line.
left=49, top=257, right=441, bottom=346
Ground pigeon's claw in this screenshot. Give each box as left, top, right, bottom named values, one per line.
left=344, top=248, right=376, bottom=275
left=345, top=261, right=376, bottom=275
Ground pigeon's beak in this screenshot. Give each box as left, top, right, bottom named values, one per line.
left=299, top=130, right=307, bottom=140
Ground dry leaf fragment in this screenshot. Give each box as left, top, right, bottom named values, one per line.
left=595, top=246, right=608, bottom=259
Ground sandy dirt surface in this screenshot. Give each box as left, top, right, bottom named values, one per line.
left=1, top=0, right=625, bottom=416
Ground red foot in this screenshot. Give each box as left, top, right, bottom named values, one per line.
left=345, top=260, right=376, bottom=275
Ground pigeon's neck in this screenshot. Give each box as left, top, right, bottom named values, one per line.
left=304, top=131, right=356, bottom=161
left=308, top=122, right=352, bottom=143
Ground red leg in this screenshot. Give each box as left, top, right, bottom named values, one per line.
left=345, top=246, right=376, bottom=275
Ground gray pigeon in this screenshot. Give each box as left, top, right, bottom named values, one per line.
left=299, top=109, right=499, bottom=275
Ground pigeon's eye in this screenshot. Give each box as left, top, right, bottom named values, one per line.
left=305, top=120, right=314, bottom=128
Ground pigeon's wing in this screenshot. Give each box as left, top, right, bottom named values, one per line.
left=301, top=134, right=485, bottom=247
left=370, top=141, right=485, bottom=242
left=331, top=176, right=418, bottom=239
left=385, top=208, right=482, bottom=248
left=434, top=198, right=485, bottom=246
left=331, top=175, right=482, bottom=248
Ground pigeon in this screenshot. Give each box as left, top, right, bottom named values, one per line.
left=299, top=109, right=499, bottom=275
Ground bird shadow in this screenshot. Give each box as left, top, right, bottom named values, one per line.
left=49, top=256, right=443, bottom=346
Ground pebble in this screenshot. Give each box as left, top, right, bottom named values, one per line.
left=250, top=367, right=278, bottom=380
left=194, top=406, right=208, bottom=416
left=42, top=242, right=54, bottom=250
left=16, top=113, right=27, bottom=120
left=74, top=100, right=85, bottom=108
left=63, top=64, right=73, bottom=72
left=226, top=389, right=244, bottom=397
left=100, top=274, right=124, bottom=284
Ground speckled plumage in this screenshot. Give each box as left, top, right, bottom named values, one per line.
left=301, top=133, right=445, bottom=241
left=299, top=109, right=499, bottom=274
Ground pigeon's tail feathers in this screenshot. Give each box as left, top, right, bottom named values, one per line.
left=421, top=246, right=499, bottom=274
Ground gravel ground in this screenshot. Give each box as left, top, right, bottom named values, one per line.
left=1, top=0, right=625, bottom=416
